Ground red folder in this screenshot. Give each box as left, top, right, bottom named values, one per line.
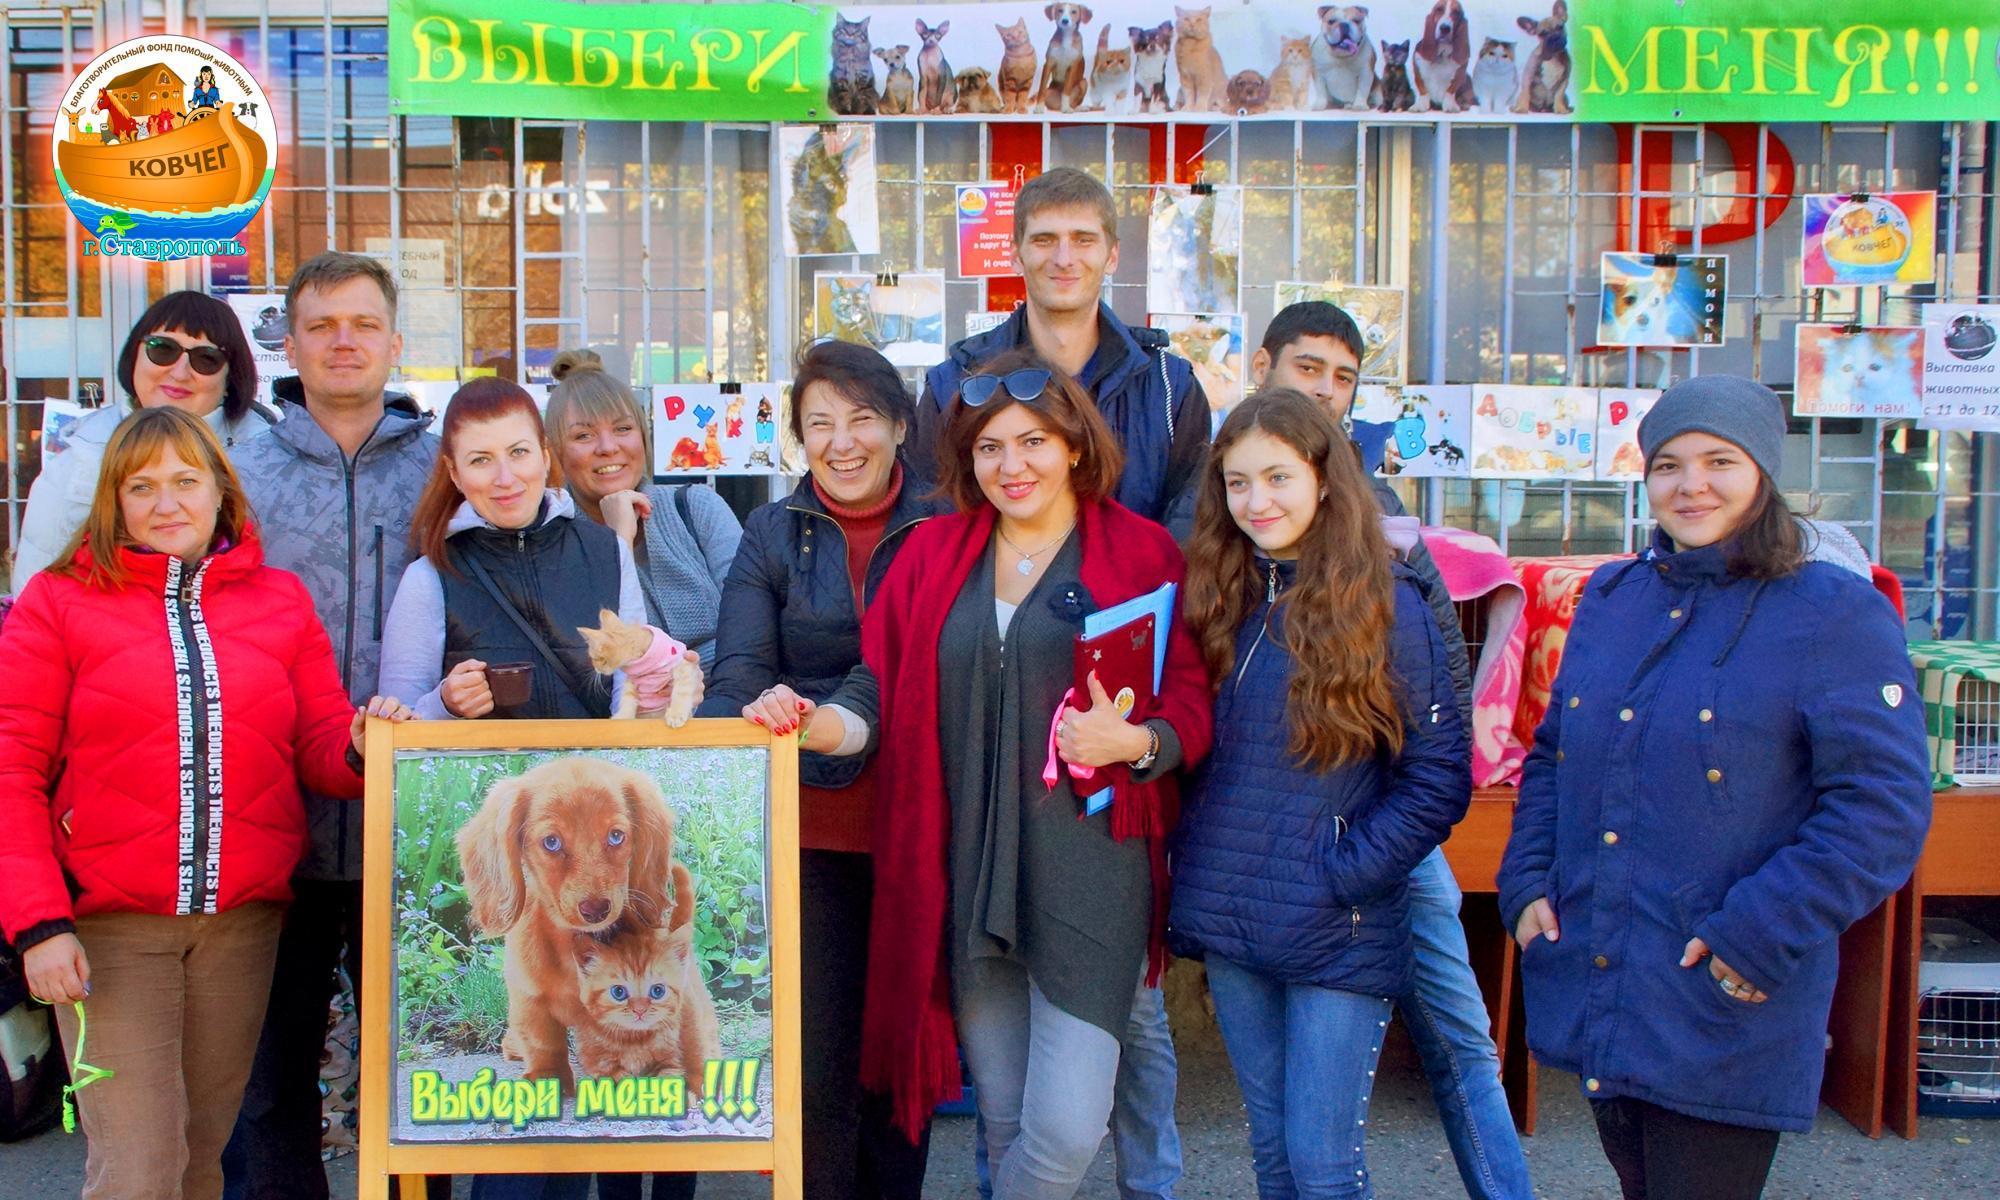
left=1073, top=613, right=1155, bottom=720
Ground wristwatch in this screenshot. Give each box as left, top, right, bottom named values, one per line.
left=1130, top=723, right=1161, bottom=772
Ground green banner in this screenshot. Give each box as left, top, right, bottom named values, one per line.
left=388, top=0, right=830, bottom=121
left=1573, top=0, right=2000, bottom=122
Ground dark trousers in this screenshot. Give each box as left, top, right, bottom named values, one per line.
left=802, top=849, right=932, bottom=1200
left=221, top=879, right=363, bottom=1200
left=1590, top=1096, right=1781, bottom=1200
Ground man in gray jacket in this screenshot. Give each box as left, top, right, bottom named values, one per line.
left=222, top=253, right=439, bottom=1200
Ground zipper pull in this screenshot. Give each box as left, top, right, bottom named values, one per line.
left=1266, top=561, right=1278, bottom=602
left=1351, top=907, right=1362, bottom=931
left=516, top=530, right=526, bottom=553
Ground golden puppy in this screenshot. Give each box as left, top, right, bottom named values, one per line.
left=459, top=757, right=677, bottom=1090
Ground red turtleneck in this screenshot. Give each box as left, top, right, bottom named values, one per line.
left=813, top=464, right=903, bottom=615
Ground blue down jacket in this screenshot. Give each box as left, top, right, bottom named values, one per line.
left=1496, top=532, right=1931, bottom=1132
left=1169, top=558, right=1472, bottom=997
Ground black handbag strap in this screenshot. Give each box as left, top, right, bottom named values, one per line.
left=453, top=548, right=605, bottom=714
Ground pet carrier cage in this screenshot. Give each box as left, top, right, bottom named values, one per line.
left=1954, top=677, right=2000, bottom=785
left=1916, top=917, right=2000, bottom=1117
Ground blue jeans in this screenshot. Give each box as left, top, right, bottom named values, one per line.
left=466, top=1176, right=590, bottom=1200
left=974, top=975, right=1183, bottom=1200
left=1206, top=956, right=1393, bottom=1200
left=1400, top=847, right=1533, bottom=1200
left=959, top=961, right=1123, bottom=1200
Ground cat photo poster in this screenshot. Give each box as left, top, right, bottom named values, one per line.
left=1470, top=385, right=1598, bottom=479
left=1147, top=186, right=1242, bottom=315
left=1152, top=312, right=1244, bottom=431
left=1793, top=324, right=1924, bottom=419
left=653, top=382, right=786, bottom=476
left=1800, top=192, right=1937, bottom=288
left=1351, top=384, right=1472, bottom=477
left=813, top=272, right=948, bottom=367
left=1275, top=282, right=1407, bottom=382
left=778, top=124, right=880, bottom=257
left=1597, top=253, right=1728, bottom=347
left=1594, top=387, right=1662, bottom=481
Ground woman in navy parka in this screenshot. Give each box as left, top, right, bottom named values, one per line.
left=1497, top=376, right=1930, bottom=1199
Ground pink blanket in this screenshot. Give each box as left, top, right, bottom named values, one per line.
left=1420, top=527, right=1528, bottom=787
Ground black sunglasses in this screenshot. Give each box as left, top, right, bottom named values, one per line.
left=142, top=335, right=228, bottom=376
left=961, top=367, right=1053, bottom=409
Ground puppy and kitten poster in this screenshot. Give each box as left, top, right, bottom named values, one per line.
left=386, top=746, right=776, bottom=1146
left=821, top=2, right=1577, bottom=119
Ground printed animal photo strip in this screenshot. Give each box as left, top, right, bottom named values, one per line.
left=1596, top=253, right=1728, bottom=348
left=1469, top=384, right=1597, bottom=479
left=1351, top=384, right=1472, bottom=477
left=777, top=123, right=881, bottom=257
left=1800, top=191, right=1938, bottom=288
left=1592, top=387, right=1661, bottom=482
left=822, top=2, right=1575, bottom=119
left=388, top=747, right=774, bottom=1144
left=652, top=382, right=787, bottom=476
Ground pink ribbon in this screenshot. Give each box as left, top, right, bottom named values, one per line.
left=1041, top=687, right=1099, bottom=792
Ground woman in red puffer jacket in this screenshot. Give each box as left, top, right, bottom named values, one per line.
left=0, top=406, right=411, bottom=1200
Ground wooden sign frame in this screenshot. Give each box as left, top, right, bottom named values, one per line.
left=357, top=718, right=800, bottom=1198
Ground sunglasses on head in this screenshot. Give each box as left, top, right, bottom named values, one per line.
left=142, top=335, right=228, bottom=376
left=960, top=367, right=1053, bottom=409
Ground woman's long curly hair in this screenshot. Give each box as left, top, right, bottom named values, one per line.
left=1182, top=388, right=1404, bottom=769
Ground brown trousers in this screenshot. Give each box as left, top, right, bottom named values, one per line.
left=52, top=903, right=284, bottom=1200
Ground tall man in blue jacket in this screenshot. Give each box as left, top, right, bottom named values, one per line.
left=1250, top=300, right=1532, bottom=1200
left=910, top=167, right=1208, bottom=1200
left=222, top=253, right=441, bottom=1200
left=910, top=166, right=1212, bottom=542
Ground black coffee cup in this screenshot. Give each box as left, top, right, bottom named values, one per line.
left=487, top=662, right=534, bottom=710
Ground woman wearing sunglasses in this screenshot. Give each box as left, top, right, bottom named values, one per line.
left=846, top=349, right=1213, bottom=1199
left=12, top=290, right=270, bottom=592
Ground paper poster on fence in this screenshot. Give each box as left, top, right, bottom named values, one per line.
left=813, top=272, right=948, bottom=367
left=1153, top=313, right=1244, bottom=431
left=653, top=383, right=786, bottom=475
left=1352, top=384, right=1472, bottom=477
left=1593, top=388, right=1660, bottom=481
left=1596, top=254, right=1727, bottom=347
left=1470, top=385, right=1597, bottom=479
left=778, top=125, right=880, bottom=257
left=965, top=309, right=1012, bottom=338
left=38, top=397, right=86, bottom=466
left=957, top=184, right=1018, bottom=278
left=1275, top=282, right=1406, bottom=382
left=1793, top=325, right=1924, bottom=419
left=389, top=745, right=773, bottom=1144
left=1148, top=187, right=1241, bottom=315
left=1800, top=192, right=1937, bottom=288
left=1921, top=304, right=2000, bottom=432
left=225, top=292, right=291, bottom=407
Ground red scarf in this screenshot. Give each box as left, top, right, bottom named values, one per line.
left=857, top=498, right=1214, bottom=1140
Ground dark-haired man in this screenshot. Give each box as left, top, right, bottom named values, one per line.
left=1251, top=300, right=1531, bottom=1200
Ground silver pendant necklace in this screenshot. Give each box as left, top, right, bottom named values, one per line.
left=998, top=521, right=1075, bottom=577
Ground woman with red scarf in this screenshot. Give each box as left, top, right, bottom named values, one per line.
left=836, top=350, right=1212, bottom=1200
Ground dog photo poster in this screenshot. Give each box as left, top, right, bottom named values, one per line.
left=1793, top=324, right=1924, bottom=419
left=1593, top=387, right=1661, bottom=481
left=813, top=272, right=949, bottom=367
left=1596, top=254, right=1728, bottom=347
left=1800, top=192, right=1938, bottom=288
left=1351, top=383, right=1472, bottom=477
left=778, top=124, right=880, bottom=257
left=1470, top=385, right=1597, bottom=479
left=387, top=746, right=775, bottom=1144
left=1152, top=312, right=1244, bottom=430
left=823, top=3, right=1580, bottom=120
left=653, top=383, right=786, bottom=476
left=1147, top=185, right=1242, bottom=315
left=1276, top=281, right=1408, bottom=382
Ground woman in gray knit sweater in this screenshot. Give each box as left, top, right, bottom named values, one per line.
left=546, top=350, right=742, bottom=663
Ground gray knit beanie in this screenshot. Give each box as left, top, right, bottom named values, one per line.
left=1637, top=374, right=1786, bottom=479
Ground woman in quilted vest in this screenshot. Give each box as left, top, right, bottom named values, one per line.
left=1497, top=377, right=1930, bottom=1200
left=0, top=406, right=409, bottom=1200
left=1168, top=389, right=1471, bottom=1200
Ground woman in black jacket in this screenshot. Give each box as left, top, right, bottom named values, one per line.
left=696, top=341, right=936, bottom=1198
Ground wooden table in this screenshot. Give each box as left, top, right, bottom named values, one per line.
left=1440, top=785, right=1998, bottom=1139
